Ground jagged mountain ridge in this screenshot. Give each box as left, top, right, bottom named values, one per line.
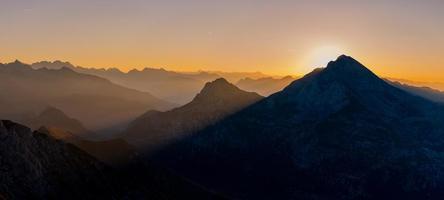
left=153, top=55, right=444, bottom=200
left=124, top=78, right=263, bottom=151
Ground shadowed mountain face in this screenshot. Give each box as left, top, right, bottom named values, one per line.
left=0, top=61, right=174, bottom=132
left=124, top=78, right=263, bottom=151
left=0, top=120, right=226, bottom=199
left=153, top=55, right=444, bottom=200
left=236, top=76, right=297, bottom=96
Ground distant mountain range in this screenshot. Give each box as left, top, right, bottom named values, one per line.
left=389, top=81, right=444, bottom=103
left=388, top=77, right=444, bottom=91
left=153, top=55, right=444, bottom=200
left=124, top=78, right=263, bottom=152
left=0, top=60, right=174, bottom=133
left=31, top=60, right=270, bottom=105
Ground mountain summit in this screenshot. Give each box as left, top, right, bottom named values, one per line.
left=154, top=55, right=444, bottom=200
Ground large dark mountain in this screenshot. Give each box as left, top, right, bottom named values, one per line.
left=0, top=61, right=174, bottom=133
left=124, top=78, right=263, bottom=151
left=0, top=120, right=225, bottom=199
left=154, top=55, right=444, bottom=200
left=236, top=76, right=297, bottom=96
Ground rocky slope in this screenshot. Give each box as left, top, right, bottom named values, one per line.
left=0, top=120, right=118, bottom=199
left=0, top=120, right=226, bottom=199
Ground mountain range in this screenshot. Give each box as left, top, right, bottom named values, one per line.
left=152, top=55, right=444, bottom=200
left=31, top=61, right=270, bottom=105
left=0, top=60, right=174, bottom=133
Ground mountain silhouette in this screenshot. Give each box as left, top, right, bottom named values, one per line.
left=124, top=78, right=263, bottom=152
left=153, top=55, right=444, bottom=200
left=0, top=61, right=174, bottom=133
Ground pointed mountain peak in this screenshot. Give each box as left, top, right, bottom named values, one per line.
left=201, top=78, right=236, bottom=92
left=192, top=78, right=262, bottom=103
left=324, top=55, right=375, bottom=76
left=13, top=59, right=23, bottom=64
left=8, top=59, right=27, bottom=66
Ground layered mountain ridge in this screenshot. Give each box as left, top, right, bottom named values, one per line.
left=0, top=61, right=174, bottom=133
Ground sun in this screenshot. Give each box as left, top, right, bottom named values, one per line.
left=306, top=45, right=346, bottom=71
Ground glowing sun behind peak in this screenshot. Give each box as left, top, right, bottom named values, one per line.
left=297, top=46, right=347, bottom=74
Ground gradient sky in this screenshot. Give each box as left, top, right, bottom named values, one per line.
left=1, top=0, right=443, bottom=81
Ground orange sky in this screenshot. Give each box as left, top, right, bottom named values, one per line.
left=1, top=0, right=443, bottom=82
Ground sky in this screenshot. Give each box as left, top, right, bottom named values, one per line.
left=1, top=0, right=443, bottom=82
